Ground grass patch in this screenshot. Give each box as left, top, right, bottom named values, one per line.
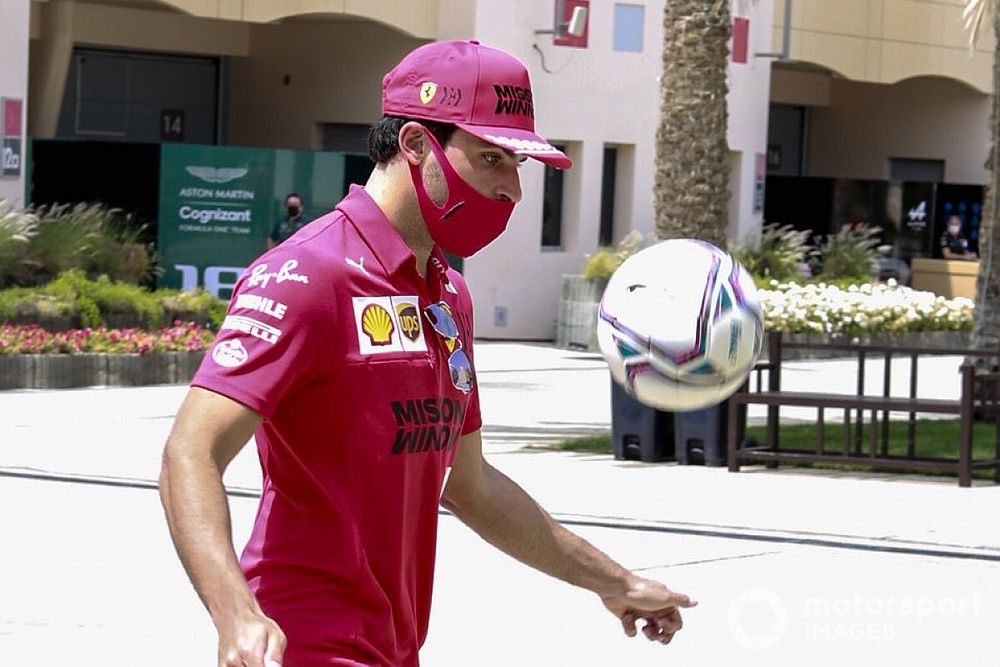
left=538, top=434, right=613, bottom=454
left=541, top=419, right=999, bottom=480
left=745, top=419, right=998, bottom=460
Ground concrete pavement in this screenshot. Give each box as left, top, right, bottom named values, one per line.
left=1, top=342, right=998, bottom=666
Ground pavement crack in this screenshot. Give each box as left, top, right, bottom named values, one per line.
left=632, top=550, right=782, bottom=571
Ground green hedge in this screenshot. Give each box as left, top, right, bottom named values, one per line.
left=0, top=270, right=226, bottom=331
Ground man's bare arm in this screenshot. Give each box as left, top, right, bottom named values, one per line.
left=159, top=386, right=285, bottom=667
left=441, top=430, right=696, bottom=644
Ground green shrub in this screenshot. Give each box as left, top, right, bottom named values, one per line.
left=732, top=223, right=813, bottom=282
left=21, top=202, right=155, bottom=286
left=0, top=201, right=39, bottom=287
left=0, top=286, right=76, bottom=327
left=159, top=288, right=227, bottom=329
left=47, top=270, right=164, bottom=328
left=581, top=231, right=653, bottom=280
left=0, top=271, right=227, bottom=331
left=815, top=223, right=886, bottom=281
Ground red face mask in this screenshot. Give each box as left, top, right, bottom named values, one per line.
left=407, top=128, right=516, bottom=258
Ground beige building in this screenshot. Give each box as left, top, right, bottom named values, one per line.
left=770, top=0, right=992, bottom=183
left=0, top=0, right=994, bottom=338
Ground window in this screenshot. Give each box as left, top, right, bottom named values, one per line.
left=542, top=145, right=567, bottom=248
left=613, top=4, right=644, bottom=53
left=599, top=146, right=618, bottom=246
left=889, top=158, right=945, bottom=183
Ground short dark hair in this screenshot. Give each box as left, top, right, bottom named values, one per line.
left=285, top=192, right=302, bottom=205
left=368, top=115, right=458, bottom=164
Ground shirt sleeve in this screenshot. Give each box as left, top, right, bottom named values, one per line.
left=191, top=251, right=334, bottom=419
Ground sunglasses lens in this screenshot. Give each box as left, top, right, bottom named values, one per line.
left=424, top=303, right=459, bottom=339
left=449, top=349, right=474, bottom=393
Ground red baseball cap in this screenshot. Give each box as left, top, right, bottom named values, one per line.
left=382, top=40, right=572, bottom=169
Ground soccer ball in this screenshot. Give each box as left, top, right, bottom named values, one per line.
left=597, top=238, right=764, bottom=412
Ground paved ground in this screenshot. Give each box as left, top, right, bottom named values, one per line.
left=1, top=342, right=998, bottom=666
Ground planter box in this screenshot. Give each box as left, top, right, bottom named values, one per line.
left=0, top=355, right=35, bottom=390
left=106, top=353, right=175, bottom=386
left=556, top=275, right=607, bottom=351
left=31, top=353, right=107, bottom=388
left=0, top=351, right=206, bottom=390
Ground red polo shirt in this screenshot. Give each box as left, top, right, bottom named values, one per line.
left=191, top=185, right=482, bottom=666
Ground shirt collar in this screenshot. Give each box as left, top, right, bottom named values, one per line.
left=336, top=184, right=453, bottom=287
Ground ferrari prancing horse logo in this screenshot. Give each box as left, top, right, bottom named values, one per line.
left=420, top=82, right=438, bottom=105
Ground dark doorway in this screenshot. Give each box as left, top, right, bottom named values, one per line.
left=29, top=139, right=161, bottom=243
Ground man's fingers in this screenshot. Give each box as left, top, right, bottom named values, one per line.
left=655, top=610, right=683, bottom=634
left=264, top=623, right=287, bottom=667
left=620, top=612, right=638, bottom=637
left=668, top=592, right=698, bottom=609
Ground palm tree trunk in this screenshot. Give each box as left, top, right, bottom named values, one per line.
left=654, top=0, right=732, bottom=247
left=972, top=3, right=1000, bottom=353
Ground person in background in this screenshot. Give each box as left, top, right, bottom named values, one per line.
left=940, top=214, right=977, bottom=260
left=267, top=193, right=306, bottom=250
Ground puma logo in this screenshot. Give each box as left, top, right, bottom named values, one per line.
left=346, top=256, right=371, bottom=277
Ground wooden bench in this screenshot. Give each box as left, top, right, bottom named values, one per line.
left=726, top=332, right=1000, bottom=487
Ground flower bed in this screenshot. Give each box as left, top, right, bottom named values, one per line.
left=758, top=281, right=973, bottom=337
left=0, top=321, right=214, bottom=389
left=0, top=321, right=215, bottom=355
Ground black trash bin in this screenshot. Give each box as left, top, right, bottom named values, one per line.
left=674, top=402, right=729, bottom=466
left=610, top=380, right=674, bottom=462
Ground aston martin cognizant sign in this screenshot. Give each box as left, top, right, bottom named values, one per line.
left=157, top=144, right=348, bottom=299
left=158, top=144, right=274, bottom=298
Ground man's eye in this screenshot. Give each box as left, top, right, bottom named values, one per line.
left=484, top=153, right=501, bottom=165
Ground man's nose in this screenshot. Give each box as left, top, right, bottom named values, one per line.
left=498, top=167, right=522, bottom=204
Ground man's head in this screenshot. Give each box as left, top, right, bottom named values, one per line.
left=368, top=40, right=569, bottom=256
left=377, top=39, right=570, bottom=170
left=948, top=214, right=963, bottom=235
left=285, top=193, right=303, bottom=220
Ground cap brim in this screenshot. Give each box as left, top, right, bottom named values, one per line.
left=457, top=123, right=572, bottom=169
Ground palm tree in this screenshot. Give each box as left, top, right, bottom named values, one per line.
left=965, top=0, right=1000, bottom=351
left=654, top=0, right=732, bottom=248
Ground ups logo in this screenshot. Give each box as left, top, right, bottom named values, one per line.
left=395, top=303, right=422, bottom=343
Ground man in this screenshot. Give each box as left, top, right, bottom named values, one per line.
left=267, top=193, right=307, bottom=249
left=159, top=40, right=694, bottom=667
left=940, top=214, right=977, bottom=260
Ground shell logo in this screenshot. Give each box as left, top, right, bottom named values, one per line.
left=361, top=304, right=395, bottom=346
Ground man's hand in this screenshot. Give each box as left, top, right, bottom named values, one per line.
left=216, top=607, right=287, bottom=667
left=600, top=576, right=697, bottom=645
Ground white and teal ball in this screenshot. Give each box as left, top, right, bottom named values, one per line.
left=597, top=238, right=764, bottom=412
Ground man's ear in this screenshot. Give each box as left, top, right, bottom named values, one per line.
left=398, top=122, right=427, bottom=166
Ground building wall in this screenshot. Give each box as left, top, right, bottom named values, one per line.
left=150, top=0, right=440, bottom=37
left=807, top=76, right=989, bottom=184
left=461, top=0, right=665, bottom=339
left=773, top=0, right=993, bottom=92
left=1, top=0, right=30, bottom=204
left=463, top=0, right=776, bottom=338
left=226, top=21, right=427, bottom=150
left=28, top=0, right=250, bottom=137
left=727, top=0, right=777, bottom=246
